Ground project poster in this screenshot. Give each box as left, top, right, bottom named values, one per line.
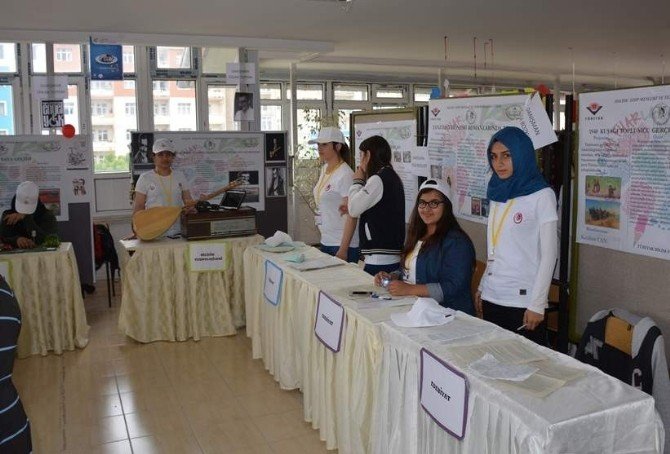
left=0, top=135, right=93, bottom=221
left=427, top=94, right=556, bottom=224
left=131, top=132, right=265, bottom=211
left=577, top=86, right=670, bottom=261
left=354, top=119, right=417, bottom=222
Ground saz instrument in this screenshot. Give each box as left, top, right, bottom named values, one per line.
left=132, top=179, right=244, bottom=241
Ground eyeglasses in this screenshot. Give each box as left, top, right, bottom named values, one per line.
left=418, top=200, right=445, bottom=209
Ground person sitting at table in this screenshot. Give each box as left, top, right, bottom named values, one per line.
left=0, top=181, right=58, bottom=249
left=347, top=135, right=405, bottom=275
left=133, top=138, right=195, bottom=237
left=373, top=179, right=476, bottom=314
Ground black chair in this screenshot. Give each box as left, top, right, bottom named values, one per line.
left=93, top=223, right=120, bottom=307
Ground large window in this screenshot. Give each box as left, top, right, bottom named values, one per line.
left=207, top=85, right=236, bottom=131
left=0, top=43, right=17, bottom=73
left=156, top=47, right=192, bottom=70
left=153, top=80, right=196, bottom=131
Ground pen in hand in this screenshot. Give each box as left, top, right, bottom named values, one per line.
left=516, top=324, right=526, bottom=331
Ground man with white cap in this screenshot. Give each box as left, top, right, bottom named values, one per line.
left=0, top=181, right=58, bottom=249
left=133, top=138, right=195, bottom=237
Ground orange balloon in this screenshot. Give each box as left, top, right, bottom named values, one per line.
left=62, top=124, right=76, bottom=138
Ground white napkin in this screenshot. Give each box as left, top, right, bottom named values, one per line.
left=264, top=230, right=292, bottom=247
left=390, top=297, right=455, bottom=328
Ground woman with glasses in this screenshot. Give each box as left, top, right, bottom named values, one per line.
left=347, top=135, right=404, bottom=275
left=476, top=126, right=557, bottom=344
left=373, top=179, right=475, bottom=314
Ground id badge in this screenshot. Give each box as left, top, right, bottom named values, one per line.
left=314, top=212, right=322, bottom=226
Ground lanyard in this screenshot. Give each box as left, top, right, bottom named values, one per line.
left=156, top=172, right=174, bottom=206
left=315, top=161, right=344, bottom=206
left=490, top=199, right=515, bottom=255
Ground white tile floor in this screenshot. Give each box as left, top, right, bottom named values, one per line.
left=13, top=284, right=335, bottom=453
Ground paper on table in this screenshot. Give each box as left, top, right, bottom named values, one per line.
left=469, top=353, right=539, bottom=382
left=422, top=318, right=497, bottom=344
left=286, top=256, right=344, bottom=271
left=446, top=338, right=547, bottom=366
left=533, top=360, right=586, bottom=382
left=495, top=371, right=567, bottom=398
left=356, top=297, right=416, bottom=311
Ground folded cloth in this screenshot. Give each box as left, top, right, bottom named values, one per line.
left=391, top=297, right=455, bottom=328
left=284, top=252, right=305, bottom=263
left=265, top=230, right=292, bottom=247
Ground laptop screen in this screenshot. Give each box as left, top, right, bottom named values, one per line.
left=220, top=190, right=246, bottom=209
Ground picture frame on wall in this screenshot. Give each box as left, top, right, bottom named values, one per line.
left=265, top=166, right=286, bottom=198
left=265, top=133, right=286, bottom=163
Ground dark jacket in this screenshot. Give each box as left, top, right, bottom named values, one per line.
left=359, top=167, right=405, bottom=256
left=0, top=197, right=58, bottom=247
left=415, top=229, right=475, bottom=315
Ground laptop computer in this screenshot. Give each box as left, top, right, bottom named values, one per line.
left=219, top=190, right=246, bottom=210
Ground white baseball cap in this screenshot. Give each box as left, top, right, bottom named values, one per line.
left=152, top=138, right=177, bottom=154
left=15, top=181, right=39, bottom=214
left=390, top=297, right=455, bottom=328
left=308, top=127, right=346, bottom=145
left=419, top=178, right=451, bottom=201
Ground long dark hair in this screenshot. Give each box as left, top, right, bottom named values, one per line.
left=359, top=135, right=391, bottom=177
left=400, top=188, right=470, bottom=268
left=334, top=141, right=350, bottom=163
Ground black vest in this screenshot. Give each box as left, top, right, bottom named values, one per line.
left=359, top=167, right=405, bottom=256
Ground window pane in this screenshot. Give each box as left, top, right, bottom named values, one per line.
left=261, top=105, right=282, bottom=131
left=91, top=80, right=137, bottom=173
left=201, top=47, right=238, bottom=74
left=42, top=84, right=79, bottom=135
left=334, top=84, right=368, bottom=101
left=260, top=83, right=282, bottom=100
left=336, top=109, right=361, bottom=145
left=375, top=87, right=404, bottom=99
left=153, top=80, right=196, bottom=131
left=373, top=104, right=404, bottom=110
left=414, top=87, right=433, bottom=102
left=31, top=43, right=46, bottom=73
left=122, top=45, right=135, bottom=73
left=285, top=84, right=324, bottom=101
left=156, top=46, right=191, bottom=70
left=207, top=85, right=237, bottom=131
left=54, top=44, right=82, bottom=73
left=0, top=85, right=15, bottom=134
left=296, top=108, right=320, bottom=159
left=0, top=43, right=17, bottom=73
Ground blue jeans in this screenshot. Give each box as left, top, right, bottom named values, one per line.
left=321, top=245, right=361, bottom=264
left=363, top=262, right=400, bottom=276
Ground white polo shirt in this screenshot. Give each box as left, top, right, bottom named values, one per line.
left=480, top=187, right=557, bottom=309
left=136, top=170, right=190, bottom=236
left=313, top=163, right=359, bottom=248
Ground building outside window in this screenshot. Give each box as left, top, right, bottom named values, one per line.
left=55, top=48, right=72, bottom=62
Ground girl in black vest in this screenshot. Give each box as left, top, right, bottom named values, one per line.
left=346, top=135, right=405, bottom=275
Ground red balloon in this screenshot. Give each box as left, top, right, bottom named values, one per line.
left=62, top=124, right=76, bottom=138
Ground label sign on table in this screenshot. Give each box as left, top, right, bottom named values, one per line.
left=314, top=291, right=346, bottom=352
left=420, top=348, right=469, bottom=440
left=188, top=242, right=229, bottom=272
left=263, top=260, right=283, bottom=306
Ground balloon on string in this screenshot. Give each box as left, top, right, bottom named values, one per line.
left=62, top=124, right=76, bottom=138
left=535, top=84, right=551, bottom=96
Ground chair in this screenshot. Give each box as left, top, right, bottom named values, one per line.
left=93, top=223, right=120, bottom=307
left=576, top=308, right=670, bottom=453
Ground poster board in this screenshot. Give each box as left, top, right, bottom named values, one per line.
left=0, top=135, right=95, bottom=285
left=351, top=109, right=421, bottom=222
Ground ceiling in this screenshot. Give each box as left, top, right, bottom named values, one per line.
left=1, top=0, right=669, bottom=88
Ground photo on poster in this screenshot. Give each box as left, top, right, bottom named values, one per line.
left=403, top=150, right=412, bottom=163
left=229, top=170, right=260, bottom=202
left=393, top=151, right=402, bottom=163
left=585, top=175, right=621, bottom=200
left=481, top=199, right=490, bottom=218
left=131, top=133, right=155, bottom=168
left=40, top=188, right=61, bottom=216
left=430, top=164, right=443, bottom=179
left=234, top=92, right=254, bottom=122
left=471, top=197, right=481, bottom=216
left=71, top=178, right=88, bottom=197
left=265, top=166, right=286, bottom=198
left=585, top=198, right=620, bottom=230
left=265, top=133, right=286, bottom=162
left=66, top=141, right=91, bottom=170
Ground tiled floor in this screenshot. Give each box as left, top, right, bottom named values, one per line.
left=12, top=285, right=334, bottom=453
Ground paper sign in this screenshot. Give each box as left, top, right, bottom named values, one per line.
left=41, top=100, right=65, bottom=128
left=90, top=38, right=123, bottom=80
left=31, top=75, right=68, bottom=100
left=519, top=92, right=558, bottom=149
left=226, top=63, right=257, bottom=84
left=314, top=291, right=346, bottom=352
left=188, top=242, right=228, bottom=272
left=263, top=260, right=283, bottom=306
left=411, top=145, right=429, bottom=177
left=0, top=261, right=12, bottom=287
left=420, top=348, right=469, bottom=440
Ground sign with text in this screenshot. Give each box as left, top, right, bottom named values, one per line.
left=314, top=291, right=346, bottom=352
left=226, top=63, right=257, bottom=84
left=31, top=75, right=68, bottom=100
left=41, top=100, right=65, bottom=128
left=263, top=260, right=283, bottom=306
left=188, top=242, right=228, bottom=272
left=90, top=38, right=123, bottom=80
left=420, top=348, right=469, bottom=440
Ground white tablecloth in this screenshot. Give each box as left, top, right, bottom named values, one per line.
left=119, top=235, right=262, bottom=342
left=245, top=245, right=408, bottom=453
left=371, top=314, right=665, bottom=454
left=0, top=243, right=89, bottom=358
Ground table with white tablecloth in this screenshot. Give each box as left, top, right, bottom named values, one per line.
left=0, top=243, right=89, bottom=358
left=119, top=235, right=262, bottom=342
left=371, top=314, right=665, bottom=454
